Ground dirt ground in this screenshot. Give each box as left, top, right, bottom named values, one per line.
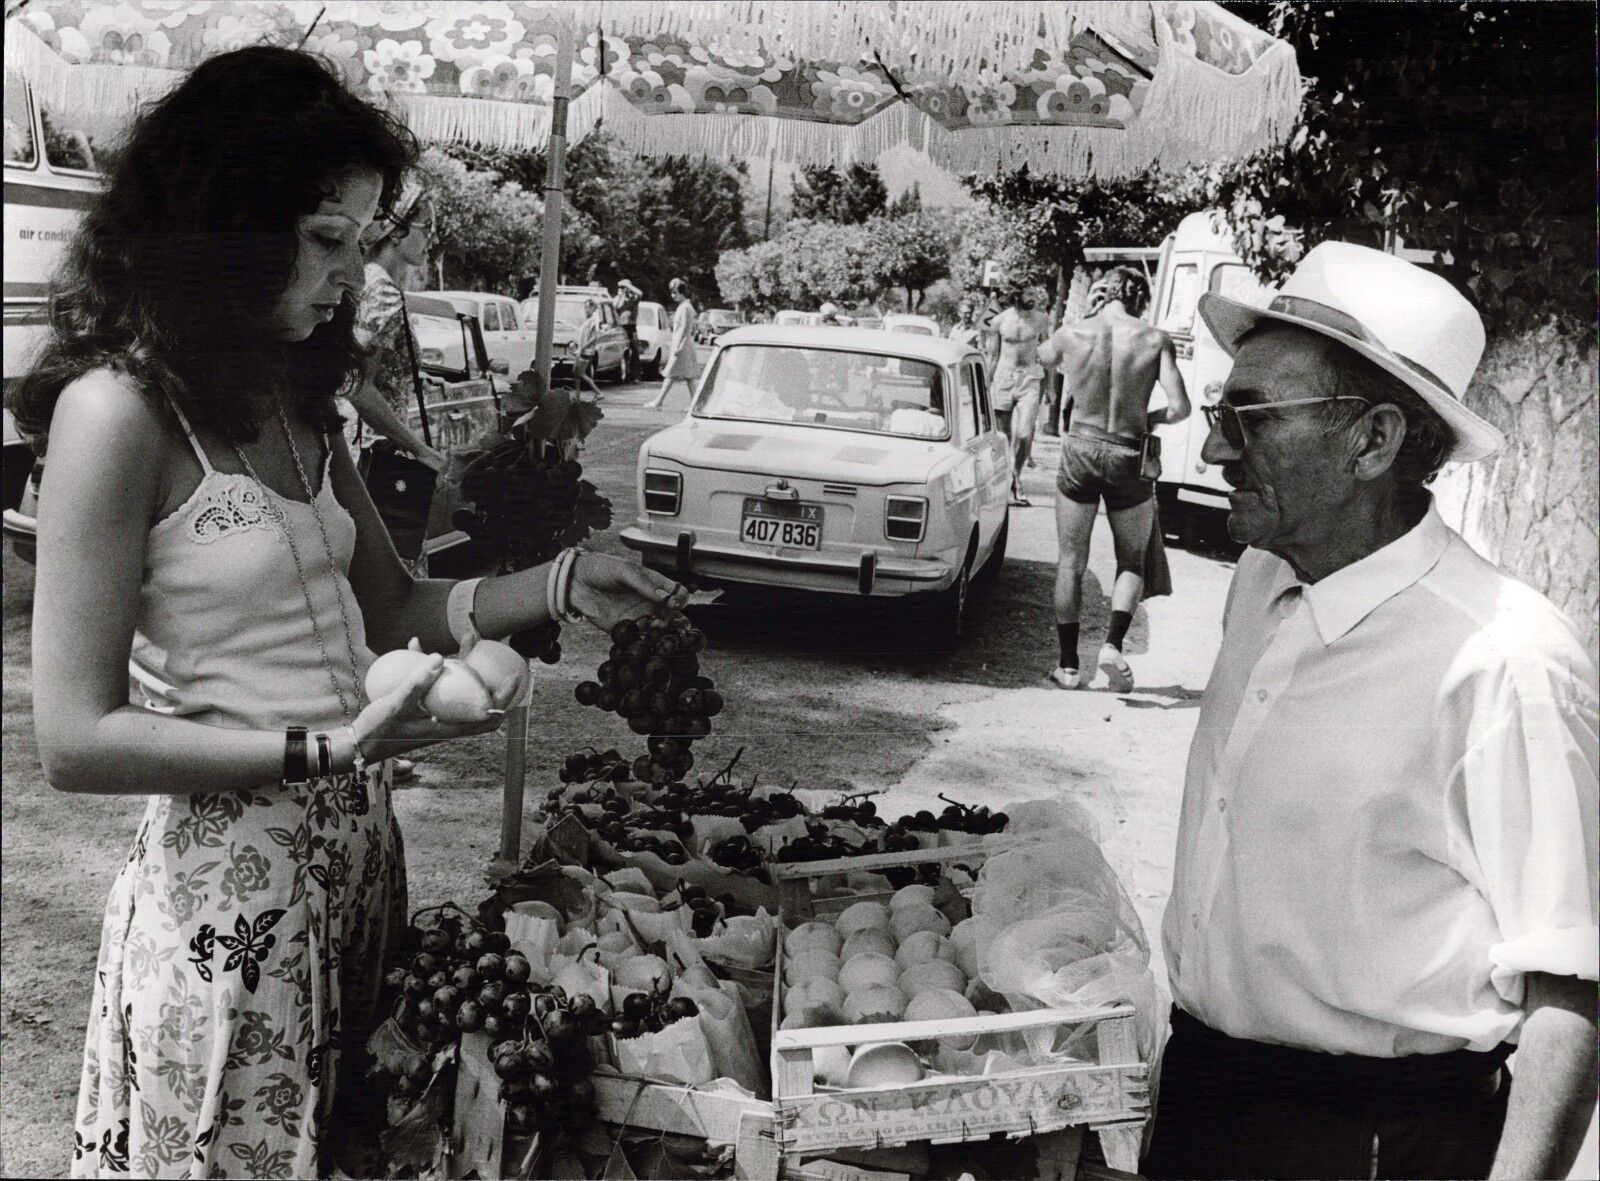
left=4, top=384, right=1594, bottom=1177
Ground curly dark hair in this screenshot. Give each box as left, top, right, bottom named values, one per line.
left=8, top=46, right=419, bottom=454
left=1088, top=266, right=1149, bottom=317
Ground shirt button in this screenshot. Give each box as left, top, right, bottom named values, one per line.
left=1217, top=798, right=1227, bottom=813
left=1256, top=688, right=1270, bottom=702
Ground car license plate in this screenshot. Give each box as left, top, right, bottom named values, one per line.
left=741, top=498, right=822, bottom=549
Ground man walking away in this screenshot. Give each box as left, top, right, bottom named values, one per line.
left=990, top=285, right=1052, bottom=505
left=613, top=279, right=642, bottom=374
left=1039, top=267, right=1189, bottom=691
left=1145, top=241, right=1597, bottom=1180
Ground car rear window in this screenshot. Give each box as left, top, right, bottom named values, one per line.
left=696, top=345, right=950, bottom=440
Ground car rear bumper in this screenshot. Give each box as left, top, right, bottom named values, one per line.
left=620, top=526, right=952, bottom=596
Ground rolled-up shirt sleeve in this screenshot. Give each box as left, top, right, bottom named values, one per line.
left=1450, top=654, right=1600, bottom=1003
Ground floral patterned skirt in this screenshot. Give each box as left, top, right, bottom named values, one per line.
left=72, top=765, right=405, bottom=1179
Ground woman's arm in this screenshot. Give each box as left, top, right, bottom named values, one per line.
left=346, top=379, right=445, bottom=471
left=32, top=374, right=312, bottom=793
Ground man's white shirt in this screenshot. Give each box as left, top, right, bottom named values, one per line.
left=1166, top=502, right=1598, bottom=1057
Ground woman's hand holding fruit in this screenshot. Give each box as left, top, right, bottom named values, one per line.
left=355, top=636, right=526, bottom=763
left=566, top=553, right=688, bottom=634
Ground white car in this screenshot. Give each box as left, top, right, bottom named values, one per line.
left=620, top=326, right=1011, bottom=644
left=410, top=290, right=528, bottom=376
left=773, top=309, right=819, bottom=327
left=635, top=300, right=670, bottom=380
left=881, top=312, right=942, bottom=337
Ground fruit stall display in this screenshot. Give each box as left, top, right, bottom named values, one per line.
left=358, top=549, right=1150, bottom=1176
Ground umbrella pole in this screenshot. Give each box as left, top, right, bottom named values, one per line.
left=499, top=17, right=575, bottom=868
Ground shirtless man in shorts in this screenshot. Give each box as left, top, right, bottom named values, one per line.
left=990, top=286, right=1052, bottom=505
left=1038, top=267, right=1190, bottom=690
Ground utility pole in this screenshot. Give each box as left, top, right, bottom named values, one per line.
left=762, top=153, right=776, bottom=241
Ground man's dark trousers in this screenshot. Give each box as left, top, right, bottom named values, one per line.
left=1143, top=1008, right=1511, bottom=1180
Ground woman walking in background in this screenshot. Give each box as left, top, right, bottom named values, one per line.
left=9, top=46, right=681, bottom=1178
left=646, top=277, right=700, bottom=410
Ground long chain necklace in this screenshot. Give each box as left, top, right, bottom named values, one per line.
left=231, top=401, right=365, bottom=726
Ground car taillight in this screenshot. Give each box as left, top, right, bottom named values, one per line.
left=643, top=469, right=681, bottom=516
left=885, top=495, right=926, bottom=542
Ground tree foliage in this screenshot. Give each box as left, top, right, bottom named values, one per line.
left=1211, top=1, right=1591, bottom=331
left=886, top=183, right=924, bottom=219
left=959, top=166, right=1208, bottom=291
left=790, top=163, right=889, bottom=224
left=421, top=148, right=592, bottom=293
left=715, top=210, right=953, bottom=314
left=438, top=133, right=749, bottom=304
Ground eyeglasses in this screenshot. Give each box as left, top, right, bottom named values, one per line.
left=1202, top=396, right=1369, bottom=450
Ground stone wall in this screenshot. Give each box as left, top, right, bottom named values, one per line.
left=1432, top=324, right=1598, bottom=651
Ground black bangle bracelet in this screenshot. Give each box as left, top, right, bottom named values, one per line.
left=283, top=726, right=310, bottom=785
left=315, top=733, right=333, bottom=780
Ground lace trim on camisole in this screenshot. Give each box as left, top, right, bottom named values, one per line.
left=184, top=476, right=286, bottom=544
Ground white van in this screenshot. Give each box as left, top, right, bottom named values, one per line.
left=4, top=72, right=101, bottom=520
left=1145, top=211, right=1274, bottom=510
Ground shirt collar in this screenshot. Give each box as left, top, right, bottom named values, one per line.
left=1275, top=501, right=1453, bottom=645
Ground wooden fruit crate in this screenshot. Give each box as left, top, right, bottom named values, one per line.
left=450, top=1029, right=773, bottom=1178
left=769, top=845, right=1149, bottom=1172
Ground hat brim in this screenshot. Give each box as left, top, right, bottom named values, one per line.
left=1197, top=293, right=1503, bottom=463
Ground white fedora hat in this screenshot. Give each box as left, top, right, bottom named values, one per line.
left=1198, top=241, right=1502, bottom=462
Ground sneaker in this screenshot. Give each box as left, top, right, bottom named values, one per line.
left=1096, top=644, right=1134, bottom=693
left=1047, top=667, right=1085, bottom=690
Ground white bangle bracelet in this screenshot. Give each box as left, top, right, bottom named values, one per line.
left=447, top=577, right=484, bottom=650
left=545, top=554, right=564, bottom=627
left=557, top=548, right=586, bottom=623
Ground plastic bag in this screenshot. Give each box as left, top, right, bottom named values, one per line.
left=971, top=818, right=1157, bottom=1061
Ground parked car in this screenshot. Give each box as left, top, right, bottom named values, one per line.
left=3, top=296, right=501, bottom=567
left=620, top=325, right=1011, bottom=645
left=772, top=309, right=818, bottom=327
left=634, top=300, right=669, bottom=380
left=412, top=290, right=537, bottom=377
left=695, top=308, right=743, bottom=345
left=882, top=312, right=942, bottom=337
left=853, top=316, right=884, bottom=331
left=518, top=290, right=634, bottom=383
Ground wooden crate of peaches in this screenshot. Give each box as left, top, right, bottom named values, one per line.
left=769, top=846, right=1149, bottom=1171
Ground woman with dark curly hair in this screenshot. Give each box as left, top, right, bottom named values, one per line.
left=10, top=46, right=681, bottom=1179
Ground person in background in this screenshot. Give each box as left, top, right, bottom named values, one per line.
left=818, top=301, right=845, bottom=326
left=572, top=297, right=605, bottom=397
left=990, top=285, right=1052, bottom=505
left=1144, top=242, right=1597, bottom=1181
left=9, top=46, right=688, bottom=1180
left=612, top=278, right=642, bottom=372
left=1039, top=267, right=1187, bottom=691
left=646, top=277, right=700, bottom=410
left=345, top=179, right=445, bottom=480
left=948, top=300, right=982, bottom=353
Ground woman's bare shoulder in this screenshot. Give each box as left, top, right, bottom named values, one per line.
left=52, top=368, right=167, bottom=446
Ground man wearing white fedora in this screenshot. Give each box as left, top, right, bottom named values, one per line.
left=1143, top=242, right=1597, bottom=1179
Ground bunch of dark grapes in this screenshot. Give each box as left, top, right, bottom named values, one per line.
left=820, top=793, right=884, bottom=828
left=675, top=883, right=724, bottom=937
left=708, top=833, right=765, bottom=875
left=455, top=439, right=594, bottom=664
left=486, top=987, right=608, bottom=1143
left=774, top=819, right=876, bottom=863
left=935, top=794, right=1008, bottom=835
left=557, top=748, right=632, bottom=786
left=385, top=916, right=523, bottom=1050
left=610, top=984, right=700, bottom=1039
left=573, top=611, right=723, bottom=785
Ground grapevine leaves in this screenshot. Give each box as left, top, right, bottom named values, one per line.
left=511, top=382, right=604, bottom=449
